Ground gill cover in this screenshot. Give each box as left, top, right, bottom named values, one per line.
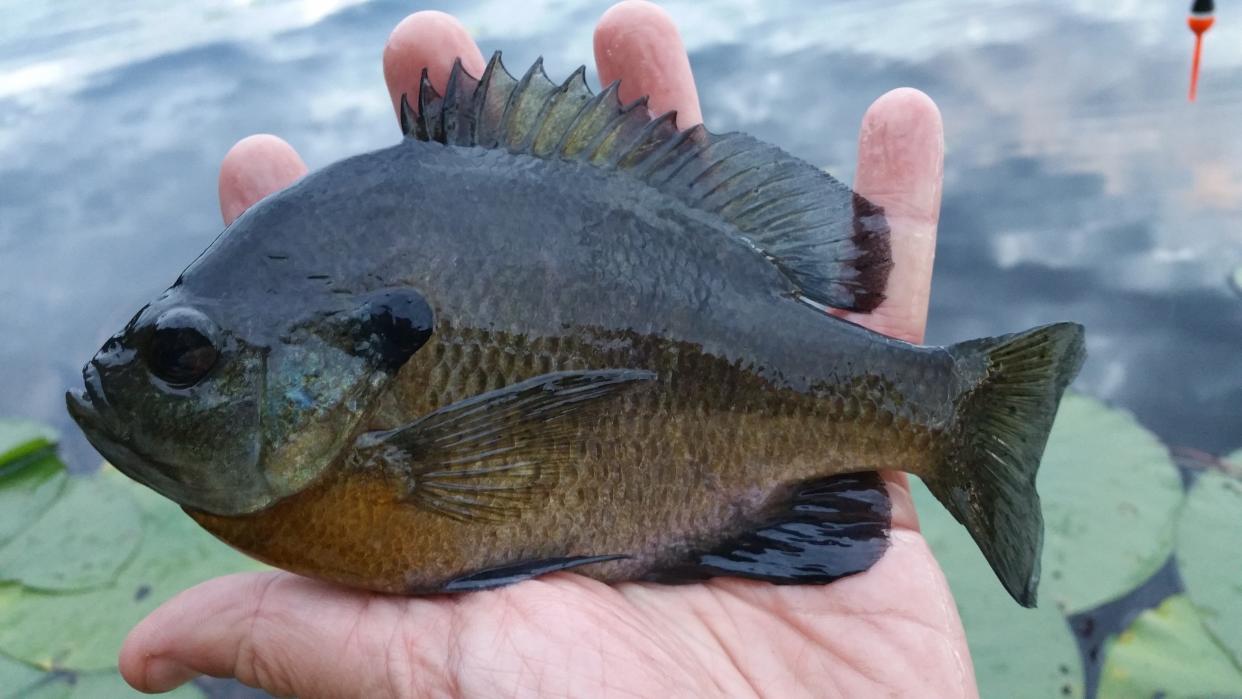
left=257, top=287, right=435, bottom=502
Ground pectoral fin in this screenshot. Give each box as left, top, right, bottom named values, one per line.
left=644, top=472, right=891, bottom=585
left=352, top=369, right=656, bottom=522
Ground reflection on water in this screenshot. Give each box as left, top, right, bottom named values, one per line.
left=1, top=1, right=1240, bottom=465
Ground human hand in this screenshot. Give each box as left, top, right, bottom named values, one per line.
left=122, top=3, right=965, bottom=696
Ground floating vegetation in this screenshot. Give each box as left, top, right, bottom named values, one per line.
left=1035, top=395, right=1185, bottom=614
left=1176, top=452, right=1242, bottom=666
left=0, top=476, right=142, bottom=592
left=1097, top=595, right=1242, bottom=698
left=912, top=481, right=1084, bottom=698
left=1, top=666, right=205, bottom=698
left=0, top=421, right=264, bottom=696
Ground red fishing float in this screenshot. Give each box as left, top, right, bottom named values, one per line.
left=1188, top=0, right=1215, bottom=101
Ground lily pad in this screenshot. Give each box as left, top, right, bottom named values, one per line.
left=1037, top=395, right=1184, bottom=613
left=0, top=475, right=142, bottom=592
left=0, top=469, right=266, bottom=671
left=0, top=649, right=45, bottom=699
left=1097, top=595, right=1242, bottom=698
left=1176, top=466, right=1242, bottom=665
left=0, top=451, right=66, bottom=548
left=912, top=481, right=1085, bottom=698
left=21, top=671, right=205, bottom=698
left=0, top=420, right=57, bottom=470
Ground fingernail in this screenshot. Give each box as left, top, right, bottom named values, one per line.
left=145, top=657, right=198, bottom=690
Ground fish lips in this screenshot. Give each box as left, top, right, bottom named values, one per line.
left=65, top=364, right=197, bottom=510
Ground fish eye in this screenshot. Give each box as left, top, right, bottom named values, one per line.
left=145, top=307, right=220, bottom=388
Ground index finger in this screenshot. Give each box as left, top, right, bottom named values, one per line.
left=383, top=11, right=486, bottom=122
left=594, top=1, right=703, bottom=126
left=843, top=88, right=944, bottom=344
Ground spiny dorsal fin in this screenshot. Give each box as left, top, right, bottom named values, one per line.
left=402, top=53, right=892, bottom=312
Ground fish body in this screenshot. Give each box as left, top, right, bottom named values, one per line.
left=68, top=55, right=1084, bottom=605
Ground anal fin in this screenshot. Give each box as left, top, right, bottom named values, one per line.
left=645, top=472, right=891, bottom=585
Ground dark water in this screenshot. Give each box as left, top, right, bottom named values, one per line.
left=1, top=1, right=1239, bottom=696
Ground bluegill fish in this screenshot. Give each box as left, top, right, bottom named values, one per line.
left=67, top=55, right=1084, bottom=606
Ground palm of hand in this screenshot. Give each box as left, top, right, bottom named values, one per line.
left=124, top=4, right=969, bottom=697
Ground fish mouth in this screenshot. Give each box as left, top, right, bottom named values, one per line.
left=65, top=364, right=186, bottom=505
left=66, top=365, right=276, bottom=517
left=66, top=361, right=128, bottom=442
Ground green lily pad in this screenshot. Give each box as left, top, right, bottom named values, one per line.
left=0, top=470, right=266, bottom=671
left=5, top=673, right=69, bottom=699
left=0, top=420, right=57, bottom=470
left=912, top=481, right=1084, bottom=698
left=21, top=671, right=205, bottom=698
left=1037, top=395, right=1184, bottom=613
left=1177, top=467, right=1242, bottom=666
left=0, top=475, right=142, bottom=592
left=0, top=452, right=66, bottom=548
left=1098, top=595, right=1242, bottom=698
left=0, top=649, right=45, bottom=699
left=3, top=645, right=205, bottom=699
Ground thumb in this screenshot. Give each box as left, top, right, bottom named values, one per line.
left=119, top=572, right=452, bottom=697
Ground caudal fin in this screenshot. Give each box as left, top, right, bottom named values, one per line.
left=927, top=323, right=1086, bottom=607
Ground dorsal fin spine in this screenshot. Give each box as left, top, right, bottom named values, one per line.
left=645, top=126, right=715, bottom=186
left=399, top=94, right=417, bottom=137
left=403, top=52, right=893, bottom=313
left=442, top=58, right=478, bottom=146
left=547, top=77, right=603, bottom=156
left=501, top=58, right=560, bottom=152
left=531, top=66, right=590, bottom=157
left=602, top=98, right=658, bottom=168
left=625, top=111, right=683, bottom=174
left=499, top=58, right=539, bottom=150
left=615, top=110, right=678, bottom=169
left=584, top=96, right=647, bottom=166
left=527, top=81, right=570, bottom=156
left=554, top=82, right=619, bottom=158
left=474, top=53, right=516, bottom=148
left=441, top=61, right=462, bottom=137
left=418, top=69, right=443, bottom=143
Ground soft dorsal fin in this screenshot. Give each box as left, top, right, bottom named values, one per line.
left=401, top=53, right=892, bottom=313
